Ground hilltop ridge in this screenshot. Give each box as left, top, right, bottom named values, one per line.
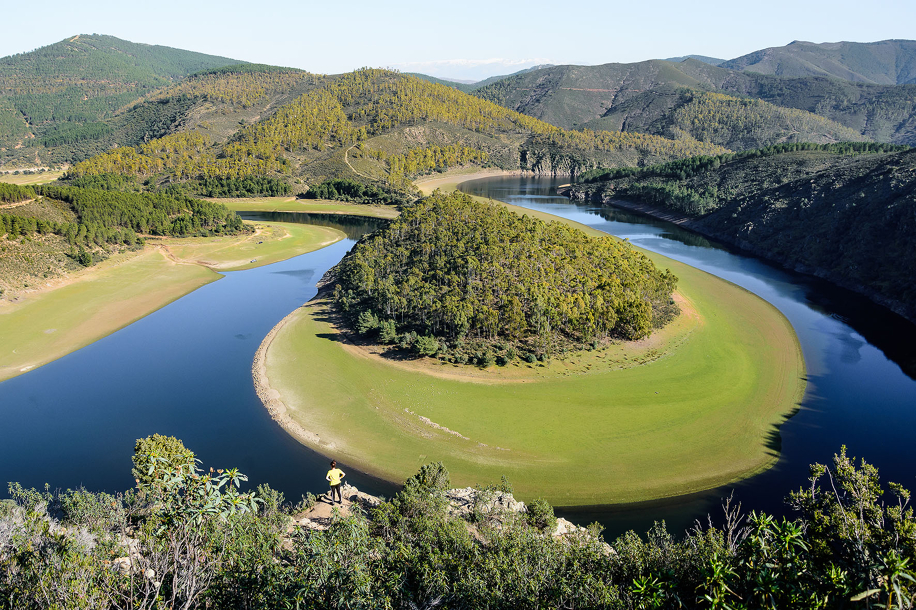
left=0, top=34, right=243, bottom=158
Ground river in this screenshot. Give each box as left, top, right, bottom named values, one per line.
left=1, top=178, right=914, bottom=539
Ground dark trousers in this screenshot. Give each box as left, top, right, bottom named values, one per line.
left=329, top=484, right=342, bottom=502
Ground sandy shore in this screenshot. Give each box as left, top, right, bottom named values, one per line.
left=414, top=169, right=525, bottom=195
left=252, top=306, right=329, bottom=449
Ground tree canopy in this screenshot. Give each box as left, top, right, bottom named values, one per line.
left=333, top=190, right=678, bottom=362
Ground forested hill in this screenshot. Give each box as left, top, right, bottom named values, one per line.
left=61, top=68, right=728, bottom=194
left=721, top=39, right=916, bottom=85
left=568, top=144, right=916, bottom=321
left=331, top=190, right=679, bottom=365
left=0, top=34, right=243, bottom=158
left=473, top=59, right=916, bottom=146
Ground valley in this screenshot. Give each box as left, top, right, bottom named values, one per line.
left=1, top=28, right=916, bottom=608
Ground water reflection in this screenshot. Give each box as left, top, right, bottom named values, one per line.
left=237, top=211, right=389, bottom=240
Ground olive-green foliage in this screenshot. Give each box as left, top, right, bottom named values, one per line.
left=0, top=182, right=35, bottom=203
left=131, top=433, right=195, bottom=485
left=0, top=34, right=242, bottom=154
left=1, top=445, right=914, bottom=609
left=303, top=178, right=409, bottom=206
left=196, top=175, right=291, bottom=198
left=34, top=184, right=246, bottom=237
left=152, top=64, right=312, bottom=109
left=66, top=68, right=737, bottom=189
left=386, top=144, right=490, bottom=187
left=525, top=498, right=557, bottom=532
left=473, top=58, right=916, bottom=146
left=580, top=141, right=910, bottom=185
left=577, top=146, right=916, bottom=321
left=69, top=173, right=139, bottom=192
left=1, top=184, right=246, bottom=272
left=334, top=190, right=678, bottom=362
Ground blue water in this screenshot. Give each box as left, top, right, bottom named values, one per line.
left=1, top=181, right=914, bottom=540
left=0, top=230, right=398, bottom=502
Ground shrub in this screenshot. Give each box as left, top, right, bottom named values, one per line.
left=131, top=433, right=195, bottom=485
left=414, top=334, right=439, bottom=356
left=525, top=498, right=557, bottom=532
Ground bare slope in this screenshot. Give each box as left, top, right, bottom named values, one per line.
left=721, top=39, right=916, bottom=85
left=474, top=59, right=916, bottom=145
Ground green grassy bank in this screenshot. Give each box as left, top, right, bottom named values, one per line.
left=262, top=176, right=806, bottom=505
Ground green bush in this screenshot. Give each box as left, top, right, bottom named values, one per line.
left=525, top=497, right=557, bottom=531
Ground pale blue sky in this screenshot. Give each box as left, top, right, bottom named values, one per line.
left=3, top=0, right=914, bottom=81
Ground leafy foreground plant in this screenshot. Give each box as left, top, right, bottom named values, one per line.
left=1, top=440, right=914, bottom=609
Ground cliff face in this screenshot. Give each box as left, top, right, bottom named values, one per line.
left=566, top=149, right=916, bottom=323
left=519, top=147, right=590, bottom=176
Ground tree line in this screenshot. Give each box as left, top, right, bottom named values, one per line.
left=1, top=185, right=246, bottom=265
left=302, top=178, right=409, bottom=206
left=579, top=141, right=911, bottom=184
left=332, top=190, right=679, bottom=363
left=0, top=182, right=35, bottom=203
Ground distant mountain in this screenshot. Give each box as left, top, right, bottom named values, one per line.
left=0, top=34, right=243, bottom=155
left=582, top=87, right=865, bottom=151
left=59, top=68, right=728, bottom=192
left=473, top=59, right=916, bottom=146
left=409, top=65, right=555, bottom=94
left=405, top=73, right=476, bottom=93
left=471, top=65, right=555, bottom=90
left=721, top=39, right=916, bottom=85
left=664, top=55, right=725, bottom=66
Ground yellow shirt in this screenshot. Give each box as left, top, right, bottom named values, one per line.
left=326, top=468, right=344, bottom=486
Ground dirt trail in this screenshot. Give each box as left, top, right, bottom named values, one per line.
left=0, top=198, right=36, bottom=210
left=343, top=145, right=375, bottom=180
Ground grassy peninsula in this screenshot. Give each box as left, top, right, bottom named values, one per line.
left=259, top=189, right=805, bottom=504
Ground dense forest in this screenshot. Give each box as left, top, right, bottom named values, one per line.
left=331, top=190, right=679, bottom=364
left=63, top=69, right=731, bottom=192
left=301, top=178, right=409, bottom=206
left=1, top=437, right=914, bottom=609
left=0, top=34, right=241, bottom=153
left=0, top=183, right=246, bottom=269
left=569, top=144, right=916, bottom=321
left=0, top=182, right=34, bottom=203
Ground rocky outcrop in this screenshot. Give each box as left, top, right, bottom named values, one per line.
left=518, top=147, right=589, bottom=177
left=289, top=483, right=610, bottom=551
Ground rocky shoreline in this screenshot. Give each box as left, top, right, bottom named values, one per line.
left=252, top=306, right=330, bottom=450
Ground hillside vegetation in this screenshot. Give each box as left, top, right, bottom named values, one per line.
left=0, top=34, right=242, bottom=163
left=0, top=181, right=245, bottom=296
left=570, top=144, right=916, bottom=321
left=473, top=58, right=916, bottom=146
left=721, top=39, right=916, bottom=85
left=585, top=88, right=866, bottom=150
left=62, top=68, right=728, bottom=193
left=331, top=190, right=678, bottom=363
left=2, top=439, right=914, bottom=609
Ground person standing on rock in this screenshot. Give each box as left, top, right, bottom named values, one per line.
left=326, top=460, right=345, bottom=504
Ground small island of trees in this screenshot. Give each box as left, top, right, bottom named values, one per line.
left=331, top=190, right=679, bottom=365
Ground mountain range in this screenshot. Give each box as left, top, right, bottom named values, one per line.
left=1, top=36, right=915, bottom=180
